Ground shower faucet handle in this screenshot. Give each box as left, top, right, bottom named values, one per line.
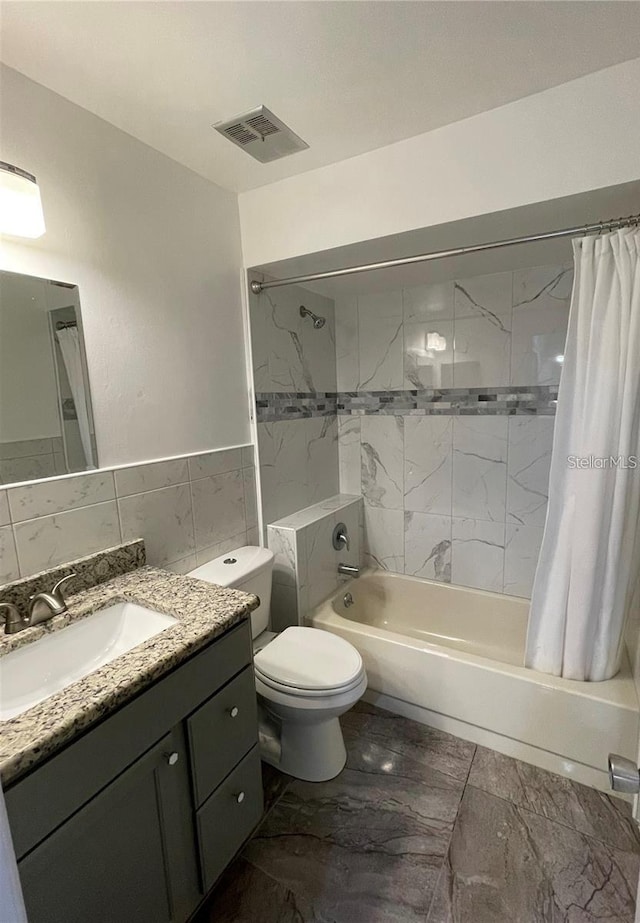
left=333, top=522, right=350, bottom=551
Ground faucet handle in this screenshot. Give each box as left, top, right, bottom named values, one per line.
left=51, top=573, right=77, bottom=605
left=29, top=573, right=76, bottom=621
left=0, top=602, right=27, bottom=634
left=332, top=522, right=350, bottom=552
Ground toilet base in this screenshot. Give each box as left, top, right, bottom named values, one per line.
left=255, top=671, right=367, bottom=783
left=261, top=712, right=347, bottom=782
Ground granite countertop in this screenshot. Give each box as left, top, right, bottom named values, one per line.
left=0, top=565, right=258, bottom=786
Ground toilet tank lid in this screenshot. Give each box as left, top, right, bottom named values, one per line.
left=187, top=545, right=274, bottom=588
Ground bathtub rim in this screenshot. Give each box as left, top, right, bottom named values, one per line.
left=319, top=570, right=638, bottom=712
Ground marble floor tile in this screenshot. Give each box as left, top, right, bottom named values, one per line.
left=201, top=703, right=639, bottom=923
left=343, top=701, right=476, bottom=783
left=243, top=761, right=460, bottom=923
left=242, top=702, right=467, bottom=923
left=194, top=858, right=331, bottom=923
left=427, top=786, right=638, bottom=923
left=468, top=746, right=640, bottom=853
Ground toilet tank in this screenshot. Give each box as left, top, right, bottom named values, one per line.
left=187, top=546, right=274, bottom=639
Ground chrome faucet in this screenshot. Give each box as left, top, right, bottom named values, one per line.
left=28, top=574, right=76, bottom=626
left=0, top=603, right=27, bottom=635
left=338, top=563, right=360, bottom=577
left=0, top=573, right=76, bottom=634
left=333, top=522, right=350, bottom=552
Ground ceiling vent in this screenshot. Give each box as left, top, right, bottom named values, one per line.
left=214, top=106, right=309, bottom=163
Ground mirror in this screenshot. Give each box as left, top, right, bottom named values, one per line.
left=0, top=270, right=97, bottom=486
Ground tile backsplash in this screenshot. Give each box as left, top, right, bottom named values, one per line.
left=0, top=445, right=258, bottom=583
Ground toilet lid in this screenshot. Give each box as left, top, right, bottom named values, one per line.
left=254, top=627, right=363, bottom=691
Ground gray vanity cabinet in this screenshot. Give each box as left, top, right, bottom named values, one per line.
left=5, top=620, right=264, bottom=923
left=18, top=726, right=199, bottom=923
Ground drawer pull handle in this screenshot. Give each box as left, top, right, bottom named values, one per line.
left=235, top=791, right=245, bottom=804
left=166, top=752, right=179, bottom=766
left=229, top=706, right=239, bottom=718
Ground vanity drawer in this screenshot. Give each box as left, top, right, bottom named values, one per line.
left=196, top=745, right=263, bottom=892
left=187, top=665, right=258, bottom=806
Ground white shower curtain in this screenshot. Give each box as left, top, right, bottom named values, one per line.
left=56, top=326, right=93, bottom=469
left=525, top=228, right=640, bottom=681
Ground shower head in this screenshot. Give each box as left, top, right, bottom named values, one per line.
left=300, top=305, right=326, bottom=329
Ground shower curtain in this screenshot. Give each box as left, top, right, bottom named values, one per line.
left=56, top=326, right=93, bottom=469
left=525, top=228, right=640, bottom=681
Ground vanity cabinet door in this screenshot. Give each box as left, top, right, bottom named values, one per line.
left=18, top=726, right=200, bottom=923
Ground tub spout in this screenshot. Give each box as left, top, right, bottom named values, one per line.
left=338, top=563, right=360, bottom=577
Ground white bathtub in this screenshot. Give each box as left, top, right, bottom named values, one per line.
left=309, top=570, right=640, bottom=793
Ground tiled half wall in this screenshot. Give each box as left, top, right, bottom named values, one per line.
left=250, top=263, right=572, bottom=599
left=267, top=495, right=362, bottom=628
left=0, top=445, right=258, bottom=583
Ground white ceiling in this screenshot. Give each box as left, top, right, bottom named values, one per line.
left=2, top=2, right=640, bottom=193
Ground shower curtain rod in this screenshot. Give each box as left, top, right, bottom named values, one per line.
left=249, top=213, right=640, bottom=294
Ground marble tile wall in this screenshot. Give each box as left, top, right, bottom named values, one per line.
left=250, top=278, right=340, bottom=527
left=0, top=445, right=258, bottom=583
left=267, top=494, right=362, bottom=628
left=335, top=264, right=572, bottom=597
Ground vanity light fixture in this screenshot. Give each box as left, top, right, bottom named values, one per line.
left=0, top=161, right=46, bottom=238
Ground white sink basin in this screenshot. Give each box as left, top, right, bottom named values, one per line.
left=0, top=602, right=178, bottom=721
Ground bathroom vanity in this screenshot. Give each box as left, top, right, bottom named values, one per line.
left=1, top=553, right=264, bottom=923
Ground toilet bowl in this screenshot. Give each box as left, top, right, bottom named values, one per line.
left=188, top=546, right=366, bottom=781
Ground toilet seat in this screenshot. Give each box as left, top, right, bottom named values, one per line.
left=253, top=626, right=364, bottom=696
left=254, top=665, right=366, bottom=698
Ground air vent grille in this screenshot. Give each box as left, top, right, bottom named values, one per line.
left=214, top=105, right=308, bottom=163
left=245, top=114, right=281, bottom=138
left=225, top=123, right=258, bottom=146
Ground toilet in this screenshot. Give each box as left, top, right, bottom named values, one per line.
left=188, top=546, right=366, bottom=782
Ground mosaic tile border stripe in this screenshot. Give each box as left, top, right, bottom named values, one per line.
left=255, top=387, right=558, bottom=421
left=339, top=386, right=558, bottom=416
left=255, top=392, right=338, bottom=422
